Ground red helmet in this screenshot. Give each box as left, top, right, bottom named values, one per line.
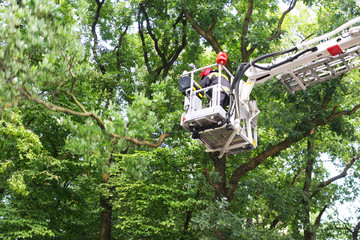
left=200, top=68, right=213, bottom=79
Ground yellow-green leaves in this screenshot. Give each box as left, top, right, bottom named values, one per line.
left=8, top=173, right=28, bottom=195
left=126, top=78, right=178, bottom=138
left=0, top=0, right=85, bottom=101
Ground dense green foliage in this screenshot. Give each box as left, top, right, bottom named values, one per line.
left=1, top=0, right=360, bottom=239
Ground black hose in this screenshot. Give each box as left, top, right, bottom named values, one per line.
left=251, top=46, right=318, bottom=71
left=250, top=46, right=298, bottom=66
left=227, top=45, right=314, bottom=118
left=231, top=46, right=299, bottom=89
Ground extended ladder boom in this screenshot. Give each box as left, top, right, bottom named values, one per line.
left=240, top=17, right=360, bottom=100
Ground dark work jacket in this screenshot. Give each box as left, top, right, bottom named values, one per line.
left=198, top=71, right=230, bottom=108
left=198, top=72, right=230, bottom=93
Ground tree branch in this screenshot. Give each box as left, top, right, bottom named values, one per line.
left=91, top=0, right=106, bottom=74
left=115, top=25, right=129, bottom=70
left=314, top=204, right=328, bottom=231
left=241, top=0, right=253, bottom=62
left=207, top=17, right=217, bottom=33
left=183, top=10, right=206, bottom=38
left=163, top=13, right=187, bottom=78
left=203, top=168, right=220, bottom=191
left=140, top=4, right=167, bottom=64
left=15, top=82, right=170, bottom=148
left=267, top=0, right=297, bottom=41
left=60, top=51, right=78, bottom=93
left=337, top=217, right=354, bottom=234
left=138, top=5, right=187, bottom=79
left=183, top=10, right=232, bottom=70
left=110, top=132, right=170, bottom=148
left=291, top=167, right=304, bottom=185
left=228, top=103, right=360, bottom=199
left=310, top=155, right=359, bottom=199
left=303, top=139, right=314, bottom=194
left=65, top=91, right=87, bottom=113
left=138, top=12, right=153, bottom=75
left=327, top=105, right=360, bottom=122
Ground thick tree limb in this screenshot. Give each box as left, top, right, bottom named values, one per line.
left=240, top=0, right=253, bottom=62
left=228, top=103, right=360, bottom=199
left=183, top=10, right=231, bottom=70
left=183, top=10, right=220, bottom=52
left=91, top=0, right=106, bottom=74
left=138, top=5, right=187, bottom=79
left=327, top=105, right=360, bottom=122
left=16, top=83, right=170, bottom=148
left=228, top=132, right=311, bottom=198
left=183, top=10, right=207, bottom=41
left=163, top=15, right=187, bottom=78
left=310, top=155, right=359, bottom=199
left=314, top=204, right=328, bottom=231
left=267, top=0, right=297, bottom=41
left=138, top=16, right=152, bottom=75
left=140, top=4, right=167, bottom=65
left=353, top=221, right=360, bottom=240
left=203, top=168, right=221, bottom=194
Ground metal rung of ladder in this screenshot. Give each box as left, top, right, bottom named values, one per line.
left=278, top=47, right=360, bottom=93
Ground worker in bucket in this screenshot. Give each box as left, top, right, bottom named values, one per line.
left=198, top=52, right=230, bottom=110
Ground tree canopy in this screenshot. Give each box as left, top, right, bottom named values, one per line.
left=1, top=0, right=360, bottom=239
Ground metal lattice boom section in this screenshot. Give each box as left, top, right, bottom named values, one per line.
left=278, top=47, right=360, bottom=93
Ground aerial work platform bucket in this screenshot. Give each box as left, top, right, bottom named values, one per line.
left=179, top=62, right=259, bottom=158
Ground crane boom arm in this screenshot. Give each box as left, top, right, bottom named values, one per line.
left=239, top=17, right=360, bottom=100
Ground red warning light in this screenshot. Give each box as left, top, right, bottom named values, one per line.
left=216, top=52, right=228, bottom=65
left=327, top=45, right=343, bottom=56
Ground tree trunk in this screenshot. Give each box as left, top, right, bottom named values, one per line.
left=99, top=172, right=112, bottom=240
left=181, top=210, right=192, bottom=240
left=353, top=221, right=360, bottom=240
left=303, top=139, right=316, bottom=240
left=210, top=153, right=228, bottom=201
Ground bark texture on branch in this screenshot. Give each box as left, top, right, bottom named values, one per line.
left=14, top=81, right=170, bottom=148
left=139, top=3, right=187, bottom=79
left=91, top=0, right=106, bottom=74
left=227, top=102, right=360, bottom=200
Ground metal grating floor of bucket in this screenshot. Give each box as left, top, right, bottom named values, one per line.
left=198, top=126, right=251, bottom=154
